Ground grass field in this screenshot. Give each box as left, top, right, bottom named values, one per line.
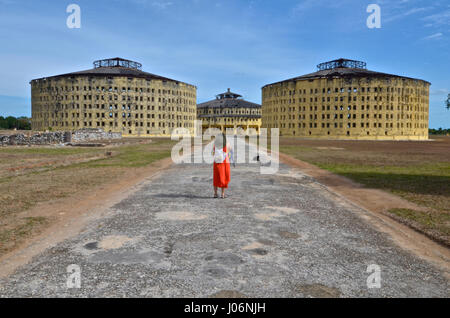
left=278, top=136, right=450, bottom=243
left=0, top=138, right=176, bottom=256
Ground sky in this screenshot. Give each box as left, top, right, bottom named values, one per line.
left=0, top=0, right=448, bottom=128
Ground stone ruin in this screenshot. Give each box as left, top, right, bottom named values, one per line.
left=72, top=128, right=122, bottom=143
left=0, top=129, right=122, bottom=146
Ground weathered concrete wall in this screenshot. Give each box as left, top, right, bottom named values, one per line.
left=72, top=128, right=122, bottom=142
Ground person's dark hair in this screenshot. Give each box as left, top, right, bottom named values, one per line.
left=214, top=133, right=227, bottom=149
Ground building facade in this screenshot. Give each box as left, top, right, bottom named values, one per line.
left=197, top=89, right=262, bottom=135
left=262, top=59, right=430, bottom=140
left=31, top=58, right=197, bottom=137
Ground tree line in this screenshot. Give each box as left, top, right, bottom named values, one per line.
left=0, top=116, right=32, bottom=130
left=429, top=128, right=450, bottom=135
left=430, top=95, right=450, bottom=135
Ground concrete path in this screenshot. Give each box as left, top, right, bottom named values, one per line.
left=0, top=141, right=448, bottom=298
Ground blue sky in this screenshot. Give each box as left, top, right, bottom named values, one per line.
left=0, top=0, right=448, bottom=128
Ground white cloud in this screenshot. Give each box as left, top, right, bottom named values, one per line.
left=151, top=1, right=173, bottom=9
left=291, top=0, right=316, bottom=15
left=120, top=0, right=174, bottom=9
left=384, top=7, right=431, bottom=23
left=423, top=32, right=443, bottom=40
left=421, top=9, right=450, bottom=27
left=431, top=88, right=449, bottom=96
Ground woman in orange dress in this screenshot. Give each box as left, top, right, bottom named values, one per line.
left=213, top=134, right=231, bottom=199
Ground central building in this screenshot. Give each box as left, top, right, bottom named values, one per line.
left=197, top=89, right=262, bottom=135
left=31, top=58, right=197, bottom=137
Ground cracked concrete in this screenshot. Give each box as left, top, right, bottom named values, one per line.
left=0, top=141, right=448, bottom=298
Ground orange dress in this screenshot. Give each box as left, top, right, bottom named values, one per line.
left=213, top=146, right=231, bottom=188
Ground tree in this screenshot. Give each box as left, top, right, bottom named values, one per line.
left=16, top=117, right=31, bottom=130
left=0, top=116, right=31, bottom=130
left=429, top=128, right=450, bottom=135
left=446, top=94, right=450, bottom=110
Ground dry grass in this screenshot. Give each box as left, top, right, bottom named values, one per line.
left=0, top=138, right=175, bottom=255
left=278, top=136, right=450, bottom=243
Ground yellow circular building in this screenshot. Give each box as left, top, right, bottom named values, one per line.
left=262, top=59, right=430, bottom=140
left=197, top=89, right=262, bottom=135
left=31, top=57, right=197, bottom=137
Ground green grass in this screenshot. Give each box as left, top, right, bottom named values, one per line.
left=84, top=146, right=171, bottom=168
left=315, top=162, right=450, bottom=176
left=0, top=139, right=176, bottom=172
left=0, top=147, right=100, bottom=155
left=279, top=144, right=450, bottom=210
left=277, top=145, right=316, bottom=153
left=81, top=140, right=175, bottom=168
left=311, top=162, right=450, bottom=210
left=389, top=208, right=450, bottom=236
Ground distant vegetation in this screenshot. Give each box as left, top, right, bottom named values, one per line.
left=429, top=128, right=450, bottom=135
left=0, top=116, right=31, bottom=130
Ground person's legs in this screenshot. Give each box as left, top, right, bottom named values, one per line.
left=214, top=187, right=218, bottom=198
left=221, top=187, right=225, bottom=198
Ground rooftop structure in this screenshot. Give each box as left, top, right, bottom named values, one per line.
left=93, top=57, right=143, bottom=70
left=263, top=58, right=430, bottom=88
left=216, top=88, right=243, bottom=100
left=31, top=58, right=189, bottom=85
left=198, top=89, right=260, bottom=109
left=317, top=58, right=367, bottom=71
